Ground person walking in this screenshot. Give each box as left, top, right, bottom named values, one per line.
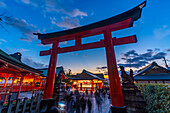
left=86, top=89, right=88, bottom=96
left=90, top=90, right=93, bottom=98
left=96, top=94, right=103, bottom=113
left=87, top=97, right=92, bottom=113
left=76, top=96, right=81, bottom=113
left=67, top=97, right=75, bottom=113
left=80, top=95, right=86, bottom=113
left=103, top=90, right=106, bottom=101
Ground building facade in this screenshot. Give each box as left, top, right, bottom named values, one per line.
left=134, top=62, right=170, bottom=83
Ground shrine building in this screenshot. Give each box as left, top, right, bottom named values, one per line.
left=68, top=69, right=105, bottom=91
left=0, top=49, right=45, bottom=103
left=134, top=62, right=170, bottom=84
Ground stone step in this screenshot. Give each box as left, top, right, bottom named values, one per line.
left=122, top=90, right=141, bottom=96
left=125, top=101, right=146, bottom=108
left=127, top=107, right=146, bottom=113
left=124, top=95, right=145, bottom=102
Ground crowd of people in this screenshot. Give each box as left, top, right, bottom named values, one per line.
left=66, top=88, right=109, bottom=113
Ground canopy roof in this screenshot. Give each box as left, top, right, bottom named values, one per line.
left=134, top=62, right=170, bottom=80
left=0, top=49, right=42, bottom=74
left=69, top=69, right=104, bottom=80
left=36, top=1, right=146, bottom=44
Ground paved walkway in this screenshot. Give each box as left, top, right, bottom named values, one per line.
left=85, top=96, right=111, bottom=113
left=17, top=92, right=111, bottom=113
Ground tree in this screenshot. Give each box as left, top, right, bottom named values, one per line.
left=65, top=69, right=72, bottom=77
left=0, top=11, right=12, bottom=32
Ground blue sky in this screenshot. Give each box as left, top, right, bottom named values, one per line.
left=0, top=0, right=170, bottom=74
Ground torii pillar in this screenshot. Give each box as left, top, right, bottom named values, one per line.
left=104, top=29, right=125, bottom=111
left=43, top=41, right=59, bottom=99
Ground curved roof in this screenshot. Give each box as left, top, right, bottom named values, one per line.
left=69, top=69, right=104, bottom=80
left=134, top=62, right=170, bottom=80
left=0, top=49, right=42, bottom=74
left=134, top=73, right=170, bottom=80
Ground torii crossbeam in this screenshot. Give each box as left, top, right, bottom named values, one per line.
left=35, top=1, right=146, bottom=112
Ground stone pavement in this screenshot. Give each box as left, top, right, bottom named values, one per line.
left=85, top=96, right=111, bottom=113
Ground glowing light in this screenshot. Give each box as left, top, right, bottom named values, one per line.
left=104, top=75, right=109, bottom=79
left=23, top=78, right=34, bottom=83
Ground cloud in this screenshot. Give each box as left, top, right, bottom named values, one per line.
left=5, top=17, right=39, bottom=42
left=120, top=49, right=168, bottom=68
left=96, top=66, right=107, bottom=72
left=44, top=0, right=87, bottom=18
left=16, top=0, right=38, bottom=7
left=123, top=50, right=138, bottom=57
left=118, top=61, right=148, bottom=68
left=152, top=52, right=167, bottom=60
left=21, top=0, right=30, bottom=4
left=96, top=66, right=107, bottom=70
left=52, top=17, right=80, bottom=29
left=5, top=47, right=29, bottom=53
left=147, top=49, right=153, bottom=52
left=60, top=41, right=67, bottom=45
left=166, top=49, right=170, bottom=52
left=153, top=26, right=170, bottom=39
left=22, top=57, right=48, bottom=68
left=163, top=25, right=167, bottom=28
left=0, top=1, right=6, bottom=8
left=0, top=39, right=7, bottom=44
left=61, top=9, right=87, bottom=18
left=83, top=55, right=88, bottom=57
left=37, top=43, right=52, bottom=47
left=154, top=48, right=160, bottom=51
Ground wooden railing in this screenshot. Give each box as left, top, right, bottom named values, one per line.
left=0, top=94, right=42, bottom=113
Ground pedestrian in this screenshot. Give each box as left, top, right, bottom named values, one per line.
left=90, top=90, right=93, bottom=98
left=96, top=95, right=103, bottom=113
left=67, top=97, right=75, bottom=113
left=86, top=89, right=88, bottom=96
left=103, top=90, right=106, bottom=101
left=80, top=94, right=86, bottom=113
left=76, top=96, right=81, bottom=113
left=87, top=96, right=92, bottom=113
left=94, top=90, right=99, bottom=98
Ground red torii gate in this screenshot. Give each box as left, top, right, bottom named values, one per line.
left=35, top=1, right=146, bottom=112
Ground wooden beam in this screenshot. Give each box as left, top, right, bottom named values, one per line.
left=40, top=35, right=136, bottom=56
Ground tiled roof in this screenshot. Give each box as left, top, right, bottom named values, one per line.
left=134, top=73, right=170, bottom=80
left=134, top=62, right=170, bottom=80
left=69, top=69, right=104, bottom=80
left=0, top=49, right=42, bottom=74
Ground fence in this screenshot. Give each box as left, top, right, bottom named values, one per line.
left=0, top=93, right=43, bottom=113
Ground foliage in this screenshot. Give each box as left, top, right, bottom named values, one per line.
left=136, top=84, right=170, bottom=113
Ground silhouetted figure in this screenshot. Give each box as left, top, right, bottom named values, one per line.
left=67, top=97, right=75, bottom=113
left=119, top=66, right=134, bottom=84
left=95, top=94, right=103, bottom=113
left=86, top=89, right=88, bottom=96
left=80, top=95, right=86, bottom=113
left=130, top=69, right=134, bottom=81
left=103, top=90, right=106, bottom=100
left=10, top=52, right=22, bottom=62
left=94, top=90, right=99, bottom=98
left=76, top=96, right=81, bottom=113
left=87, top=97, right=92, bottom=113
left=90, top=90, right=93, bottom=97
